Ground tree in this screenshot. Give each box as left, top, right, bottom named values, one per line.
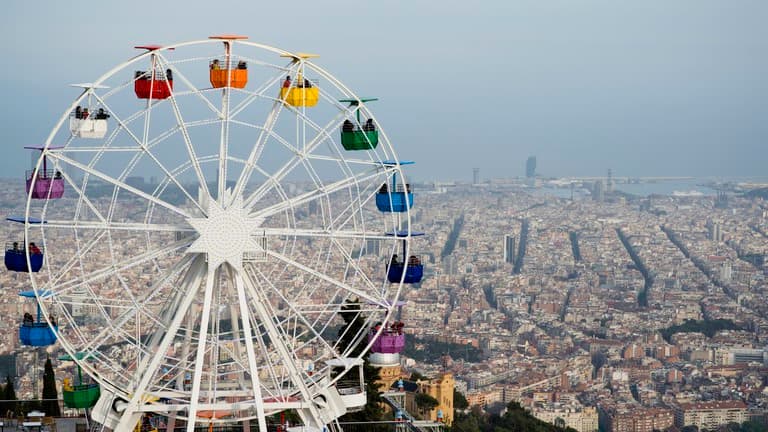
left=415, top=392, right=439, bottom=417
left=337, top=300, right=369, bottom=357
left=1, top=376, right=17, bottom=417
left=42, top=357, right=61, bottom=416
left=554, top=417, right=566, bottom=429
left=454, top=388, right=469, bottom=411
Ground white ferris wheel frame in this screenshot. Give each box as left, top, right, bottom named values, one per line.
left=22, top=38, right=419, bottom=432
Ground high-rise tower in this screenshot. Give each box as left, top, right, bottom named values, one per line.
left=525, top=156, right=536, bottom=178
left=607, top=168, right=614, bottom=193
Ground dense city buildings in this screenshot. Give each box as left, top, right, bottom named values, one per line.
left=2, top=177, right=768, bottom=430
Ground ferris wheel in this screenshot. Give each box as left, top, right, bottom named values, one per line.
left=21, top=36, right=424, bottom=432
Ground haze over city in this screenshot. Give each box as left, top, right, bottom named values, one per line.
left=2, top=0, right=767, bottom=181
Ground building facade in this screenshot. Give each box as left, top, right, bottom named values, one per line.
left=674, top=401, right=748, bottom=430
left=405, top=373, right=455, bottom=425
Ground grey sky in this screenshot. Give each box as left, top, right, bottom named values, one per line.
left=1, top=1, right=766, bottom=182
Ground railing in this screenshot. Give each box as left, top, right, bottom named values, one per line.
left=209, top=59, right=248, bottom=70
left=243, top=234, right=267, bottom=262
left=25, top=170, right=60, bottom=181
left=5, top=242, right=45, bottom=255
left=70, top=110, right=110, bottom=120
left=381, top=394, right=425, bottom=432
left=341, top=121, right=376, bottom=133
left=135, top=70, right=171, bottom=81
left=378, top=184, right=412, bottom=194
left=159, top=421, right=418, bottom=432
left=335, top=379, right=363, bottom=394
left=387, top=255, right=422, bottom=268
left=283, top=78, right=319, bottom=89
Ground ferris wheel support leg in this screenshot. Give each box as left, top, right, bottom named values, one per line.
left=112, top=256, right=208, bottom=432
left=186, top=264, right=217, bottom=432
left=233, top=270, right=268, bottom=432
left=242, top=267, right=326, bottom=427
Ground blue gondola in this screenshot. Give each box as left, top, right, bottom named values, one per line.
left=387, top=261, right=423, bottom=284
left=385, top=230, right=425, bottom=284
left=19, top=290, right=57, bottom=347
left=5, top=217, right=46, bottom=273
left=375, top=161, right=415, bottom=213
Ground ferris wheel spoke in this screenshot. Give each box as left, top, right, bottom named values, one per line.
left=329, top=237, right=381, bottom=293
left=239, top=267, right=324, bottom=422
left=44, top=219, right=193, bottom=234
left=265, top=249, right=384, bottom=307
left=47, top=152, right=195, bottom=220
left=156, top=55, right=223, bottom=117
left=232, top=100, right=285, bottom=201
left=248, top=266, right=341, bottom=357
left=260, top=227, right=391, bottom=241
left=84, top=93, right=207, bottom=214
left=42, top=230, right=109, bottom=290
left=242, top=110, right=347, bottom=211
left=54, top=169, right=108, bottom=223
left=78, top=254, right=196, bottom=357
left=186, top=267, right=216, bottom=431
left=232, top=269, right=269, bottom=431
left=249, top=167, right=382, bottom=221
left=52, top=237, right=191, bottom=295
left=153, top=55, right=212, bottom=202
left=326, top=182, right=381, bottom=230
left=115, top=256, right=208, bottom=432
left=305, top=154, right=385, bottom=167
left=230, top=267, right=293, bottom=397
left=228, top=71, right=284, bottom=118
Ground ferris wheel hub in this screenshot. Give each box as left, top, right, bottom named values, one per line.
left=186, top=192, right=262, bottom=271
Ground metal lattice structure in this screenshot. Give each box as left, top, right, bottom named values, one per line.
left=23, top=36, right=418, bottom=432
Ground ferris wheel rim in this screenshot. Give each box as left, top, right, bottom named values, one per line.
left=23, top=37, right=416, bottom=428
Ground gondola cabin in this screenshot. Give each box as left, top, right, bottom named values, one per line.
left=210, top=60, right=248, bottom=88
left=279, top=52, right=320, bottom=107
left=375, top=161, right=414, bottom=213
left=339, top=98, right=379, bottom=150
left=5, top=242, right=44, bottom=272
left=209, top=35, right=249, bottom=89
left=5, top=216, right=46, bottom=273
left=19, top=290, right=57, bottom=347
left=368, top=322, right=406, bottom=354
left=133, top=45, right=174, bottom=100
left=60, top=353, right=100, bottom=409
left=326, top=358, right=366, bottom=411
left=134, top=70, right=173, bottom=100
left=70, top=115, right=108, bottom=139
left=385, top=229, right=425, bottom=284
left=63, top=383, right=100, bottom=409
left=280, top=81, right=319, bottom=107
left=69, top=84, right=110, bottom=138
left=25, top=146, right=64, bottom=199
left=387, top=256, right=424, bottom=284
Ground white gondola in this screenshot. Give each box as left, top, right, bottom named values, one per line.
left=326, top=358, right=367, bottom=411
left=69, top=83, right=110, bottom=139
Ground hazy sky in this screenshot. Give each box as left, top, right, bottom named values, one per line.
left=1, top=1, right=766, bottom=182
